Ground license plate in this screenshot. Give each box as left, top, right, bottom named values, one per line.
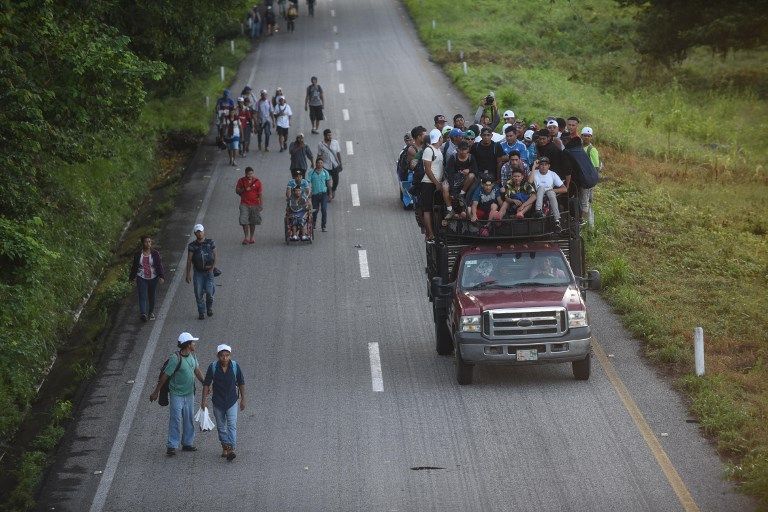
left=516, top=348, right=538, bottom=361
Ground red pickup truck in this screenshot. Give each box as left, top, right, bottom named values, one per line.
left=427, top=198, right=599, bottom=385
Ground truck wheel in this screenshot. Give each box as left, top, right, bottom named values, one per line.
left=572, top=355, right=591, bottom=380
left=455, top=348, right=474, bottom=385
left=435, top=320, right=453, bottom=355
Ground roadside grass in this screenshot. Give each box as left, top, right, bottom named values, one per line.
left=404, top=0, right=768, bottom=504
left=0, top=36, right=250, bottom=511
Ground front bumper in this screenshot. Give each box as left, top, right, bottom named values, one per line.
left=456, top=327, right=591, bottom=365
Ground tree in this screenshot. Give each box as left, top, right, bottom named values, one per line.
left=618, top=0, right=768, bottom=65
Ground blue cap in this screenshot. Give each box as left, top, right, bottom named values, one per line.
left=449, top=128, right=464, bottom=138
left=223, top=89, right=230, bottom=97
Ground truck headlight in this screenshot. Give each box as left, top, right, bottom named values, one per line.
left=460, top=315, right=481, bottom=332
left=568, top=311, right=588, bottom=328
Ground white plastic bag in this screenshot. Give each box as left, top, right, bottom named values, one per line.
left=194, top=407, right=215, bottom=431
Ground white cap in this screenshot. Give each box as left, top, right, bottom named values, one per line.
left=501, top=123, right=512, bottom=134
left=429, top=128, right=441, bottom=144
left=524, top=129, right=535, bottom=141
left=193, top=224, right=204, bottom=233
left=503, top=110, right=515, bottom=119
left=237, top=96, right=244, bottom=102
left=546, top=119, right=559, bottom=128
left=581, top=127, right=593, bottom=136
left=216, top=344, right=232, bottom=354
left=178, top=332, right=199, bottom=344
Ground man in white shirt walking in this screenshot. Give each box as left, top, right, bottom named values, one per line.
left=317, top=129, right=342, bottom=201
left=274, top=96, right=292, bottom=152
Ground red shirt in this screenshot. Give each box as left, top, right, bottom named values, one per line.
left=238, top=109, right=252, bottom=132
left=236, top=177, right=262, bottom=206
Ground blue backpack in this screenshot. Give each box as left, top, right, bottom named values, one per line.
left=209, top=360, right=239, bottom=381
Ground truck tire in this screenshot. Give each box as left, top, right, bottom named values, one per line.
left=572, top=354, right=591, bottom=380
left=435, top=320, right=453, bottom=355
left=455, top=347, right=474, bottom=385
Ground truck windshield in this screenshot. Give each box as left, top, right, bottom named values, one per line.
left=459, top=252, right=572, bottom=290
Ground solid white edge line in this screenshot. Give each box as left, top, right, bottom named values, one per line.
left=350, top=183, right=360, bottom=206
left=358, top=249, right=370, bottom=278
left=368, top=342, right=384, bottom=392
left=346, top=140, right=354, bottom=155
left=89, top=150, right=224, bottom=512
left=336, top=59, right=342, bottom=71
left=338, top=83, right=345, bottom=94
left=342, top=108, right=349, bottom=121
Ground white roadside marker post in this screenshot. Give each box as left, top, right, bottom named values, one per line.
left=447, top=40, right=452, bottom=52
left=694, top=327, right=705, bottom=376
left=462, top=62, right=468, bottom=75
left=220, top=66, right=225, bottom=82
left=230, top=40, right=235, bottom=55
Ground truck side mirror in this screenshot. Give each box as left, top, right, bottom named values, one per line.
left=431, top=276, right=453, bottom=297
left=587, top=270, right=601, bottom=291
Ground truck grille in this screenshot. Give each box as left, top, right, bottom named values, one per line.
left=482, top=308, right=566, bottom=340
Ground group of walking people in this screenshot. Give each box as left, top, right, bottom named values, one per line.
left=245, top=0, right=315, bottom=38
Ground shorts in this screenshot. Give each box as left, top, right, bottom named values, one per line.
left=309, top=105, right=324, bottom=122
left=239, top=203, right=262, bottom=226
left=276, top=126, right=289, bottom=138
left=228, top=137, right=240, bottom=150
left=419, top=182, right=437, bottom=209
left=290, top=211, right=307, bottom=227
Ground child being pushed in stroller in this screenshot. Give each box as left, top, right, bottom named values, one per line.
left=287, top=186, right=311, bottom=241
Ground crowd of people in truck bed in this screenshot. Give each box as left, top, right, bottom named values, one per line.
left=397, top=93, right=601, bottom=241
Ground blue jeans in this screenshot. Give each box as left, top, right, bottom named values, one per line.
left=136, top=276, right=158, bottom=316
left=212, top=402, right=239, bottom=448
left=257, top=121, right=271, bottom=148
left=168, top=394, right=195, bottom=449
left=192, top=269, right=215, bottom=314
left=311, top=193, right=328, bottom=228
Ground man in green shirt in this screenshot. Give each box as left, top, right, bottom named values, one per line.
left=150, top=332, right=206, bottom=456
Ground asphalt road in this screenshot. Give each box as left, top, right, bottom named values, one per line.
left=37, top=1, right=756, bottom=511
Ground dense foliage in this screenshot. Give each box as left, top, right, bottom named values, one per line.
left=0, top=0, right=245, bottom=443
left=619, top=0, right=768, bottom=64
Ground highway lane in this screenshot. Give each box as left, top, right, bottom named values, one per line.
left=38, top=0, right=755, bottom=511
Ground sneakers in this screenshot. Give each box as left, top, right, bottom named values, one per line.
left=181, top=445, right=198, bottom=452
left=279, top=147, right=285, bottom=153
left=444, top=209, right=454, bottom=221
left=264, top=147, right=269, bottom=152
left=207, top=308, right=213, bottom=317
left=301, top=235, right=310, bottom=241
left=290, top=235, right=299, bottom=241
left=198, top=312, right=205, bottom=320
left=149, top=312, right=155, bottom=321
left=166, top=447, right=176, bottom=456
left=321, top=227, right=327, bottom=232
left=554, top=220, right=562, bottom=230
left=140, top=314, right=147, bottom=322
left=534, top=210, right=544, bottom=218
left=226, top=450, right=237, bottom=462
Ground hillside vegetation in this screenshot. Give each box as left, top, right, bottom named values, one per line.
left=404, top=0, right=768, bottom=505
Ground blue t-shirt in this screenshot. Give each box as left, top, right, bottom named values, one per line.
left=471, top=185, right=502, bottom=211
left=203, top=360, right=245, bottom=410
left=306, top=168, right=330, bottom=194
left=287, top=178, right=311, bottom=197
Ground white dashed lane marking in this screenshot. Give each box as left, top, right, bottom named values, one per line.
left=358, top=249, right=370, bottom=278
left=346, top=141, right=354, bottom=155
left=333, top=25, right=338, bottom=34
left=334, top=41, right=339, bottom=50
left=351, top=184, right=360, bottom=206
left=331, top=9, right=336, bottom=17
left=342, top=108, right=349, bottom=121
left=336, top=59, right=342, bottom=71
left=338, top=83, right=345, bottom=94
left=368, top=342, right=384, bottom=392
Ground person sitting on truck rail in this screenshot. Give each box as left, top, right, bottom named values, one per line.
left=499, top=169, right=536, bottom=219
left=528, top=157, right=568, bottom=229
left=442, top=140, right=478, bottom=222
left=470, top=176, right=503, bottom=222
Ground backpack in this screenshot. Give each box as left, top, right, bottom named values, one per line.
left=191, top=239, right=214, bottom=271
left=564, top=146, right=599, bottom=188
left=413, top=146, right=436, bottom=185
left=158, top=352, right=183, bottom=407
left=208, top=360, right=240, bottom=385
left=396, top=144, right=414, bottom=181
left=287, top=5, right=297, bottom=17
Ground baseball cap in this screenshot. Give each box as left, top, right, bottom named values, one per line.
left=441, top=125, right=453, bottom=136
left=524, top=129, right=534, bottom=142
left=223, top=89, right=230, bottom=97
left=464, top=129, right=476, bottom=139
left=237, top=96, right=244, bottom=102
left=178, top=332, right=199, bottom=344
left=581, top=127, right=593, bottom=136
left=503, top=110, right=515, bottom=119
left=193, top=224, right=204, bottom=233
left=449, top=128, right=464, bottom=138
left=539, top=156, right=551, bottom=163
left=429, top=128, right=441, bottom=144
left=216, top=344, right=232, bottom=354
left=546, top=120, right=559, bottom=128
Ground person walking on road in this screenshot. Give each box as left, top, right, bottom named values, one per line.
left=201, top=344, right=246, bottom=462
left=149, top=332, right=205, bottom=456
left=317, top=129, right=342, bottom=201
left=255, top=89, right=274, bottom=152
left=274, top=96, right=292, bottom=152
left=286, top=1, right=298, bottom=32
left=304, top=76, right=324, bottom=134
left=128, top=235, right=165, bottom=322
left=235, top=167, right=263, bottom=245
left=306, top=157, right=332, bottom=231
left=186, top=224, right=217, bottom=320
left=289, top=133, right=313, bottom=176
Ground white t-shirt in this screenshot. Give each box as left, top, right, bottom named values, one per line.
left=422, top=145, right=444, bottom=183
left=533, top=170, right=563, bottom=190
left=274, top=103, right=292, bottom=128
left=317, top=139, right=341, bottom=169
